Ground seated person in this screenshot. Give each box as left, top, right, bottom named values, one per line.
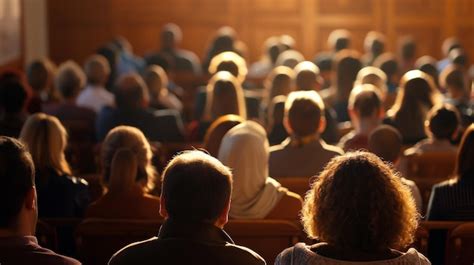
left=275, top=151, right=429, bottom=265
left=25, top=59, right=58, bottom=113
left=144, top=65, right=183, bottom=112
left=270, top=91, right=343, bottom=178
left=218, top=121, right=302, bottom=220
left=260, top=66, right=295, bottom=123
left=19, top=113, right=89, bottom=218
left=404, top=104, right=460, bottom=155
left=0, top=72, right=28, bottom=138
left=267, top=96, right=288, bottom=146
left=108, top=150, right=265, bottom=265
left=248, top=36, right=281, bottom=79
left=0, top=136, right=80, bottom=264
left=203, top=114, right=244, bottom=158
left=368, top=125, right=423, bottom=212
left=338, top=84, right=383, bottom=151
left=87, top=126, right=160, bottom=218
left=354, top=66, right=389, bottom=108
left=96, top=73, right=185, bottom=142
left=76, top=54, right=115, bottom=113
left=427, top=124, right=474, bottom=220
left=361, top=31, right=386, bottom=66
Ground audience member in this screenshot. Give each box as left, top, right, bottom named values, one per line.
left=338, top=84, right=383, bottom=151
left=202, top=26, right=240, bottom=72
left=361, top=31, right=386, bottom=66
left=415, top=56, right=440, bottom=90
left=397, top=36, right=417, bottom=74
left=0, top=73, right=28, bottom=138
left=404, top=105, right=460, bottom=155
left=275, top=49, right=305, bottom=69
left=113, top=36, right=146, bottom=75
left=108, top=150, right=265, bottom=265
left=96, top=73, right=185, bottom=141
left=203, top=114, right=244, bottom=158
left=355, top=66, right=389, bottom=108
left=0, top=136, right=80, bottom=265
left=385, top=70, right=442, bottom=144
left=248, top=36, right=282, bottom=78
left=97, top=43, right=120, bottom=89
left=427, top=123, right=474, bottom=220
left=25, top=59, right=57, bottom=113
left=261, top=66, right=295, bottom=119
left=275, top=151, right=428, bottom=265
left=218, top=121, right=303, bottom=219
left=76, top=54, right=114, bottom=113
left=144, top=65, right=183, bottom=112
left=267, top=95, right=289, bottom=146
left=87, top=127, right=161, bottom=219
left=270, top=91, right=343, bottom=177
left=373, top=53, right=400, bottom=95
left=19, top=113, right=89, bottom=218
left=313, top=53, right=333, bottom=89
left=368, top=125, right=423, bottom=212
left=437, top=37, right=461, bottom=72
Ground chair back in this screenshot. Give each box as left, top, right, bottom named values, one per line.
left=276, top=177, right=312, bottom=198
left=405, top=152, right=456, bottom=179
left=449, top=222, right=474, bottom=265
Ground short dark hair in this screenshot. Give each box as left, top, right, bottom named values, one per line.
left=348, top=85, right=382, bottom=118
left=427, top=104, right=460, bottom=140
left=285, top=90, right=325, bottom=137
left=440, top=64, right=465, bottom=91
left=114, top=74, right=148, bottom=109
left=26, top=60, right=49, bottom=92
left=161, top=150, right=232, bottom=222
left=0, top=77, right=27, bottom=114
left=0, top=137, right=35, bottom=228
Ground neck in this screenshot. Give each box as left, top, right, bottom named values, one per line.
left=0, top=222, right=32, bottom=238
left=355, top=118, right=380, bottom=135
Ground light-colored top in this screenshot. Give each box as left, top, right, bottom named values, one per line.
left=218, top=121, right=287, bottom=219
left=76, top=84, right=115, bottom=113
left=275, top=243, right=431, bottom=265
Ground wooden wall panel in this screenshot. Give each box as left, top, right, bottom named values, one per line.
left=46, top=0, right=474, bottom=66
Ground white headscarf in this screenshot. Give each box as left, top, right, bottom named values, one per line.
left=218, top=120, right=287, bottom=219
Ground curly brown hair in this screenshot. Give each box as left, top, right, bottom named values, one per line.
left=302, top=151, right=418, bottom=251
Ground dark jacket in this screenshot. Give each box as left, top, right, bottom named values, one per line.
left=108, top=219, right=266, bottom=265
left=427, top=177, right=474, bottom=221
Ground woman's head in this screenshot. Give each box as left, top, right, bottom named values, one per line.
left=302, top=151, right=418, bottom=251
left=333, top=50, right=362, bottom=102
left=265, top=66, right=295, bottom=101
left=456, top=124, right=474, bottom=181
left=208, top=51, right=247, bottom=83
left=144, top=65, right=169, bottom=100
left=355, top=66, right=388, bottom=98
left=205, top=71, right=247, bottom=121
left=19, top=113, right=71, bottom=175
left=101, top=126, right=157, bottom=192
left=203, top=114, right=245, bottom=158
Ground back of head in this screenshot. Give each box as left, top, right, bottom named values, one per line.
left=208, top=51, right=247, bottom=83
left=203, top=114, right=244, bottom=158
left=55, top=61, right=85, bottom=99
left=440, top=64, right=466, bottom=92
left=328, top=29, right=351, bottom=52
left=264, top=36, right=282, bottom=64
left=0, top=75, right=27, bottom=114
left=426, top=104, right=460, bottom=140
left=26, top=60, right=49, bottom=92
left=268, top=95, right=287, bottom=129
left=294, top=61, right=320, bottom=91
left=114, top=73, right=149, bottom=110
left=398, top=36, right=416, bottom=61
left=108, top=148, right=138, bottom=194
left=368, top=125, right=402, bottom=163
left=415, top=56, right=439, bottom=86
left=144, top=65, right=168, bottom=99
left=456, top=124, right=474, bottom=181
left=373, top=53, right=398, bottom=79
left=19, top=113, right=70, bottom=175
left=161, top=150, right=232, bottom=223
left=0, top=136, right=35, bottom=228
left=333, top=50, right=362, bottom=101
left=449, top=48, right=468, bottom=68
left=161, top=23, right=182, bottom=49
left=279, top=35, right=295, bottom=51
left=303, top=151, right=417, bottom=251
left=364, top=31, right=386, bottom=55
left=276, top=49, right=305, bottom=69
left=285, top=90, right=324, bottom=137
left=102, top=125, right=157, bottom=192
left=265, top=66, right=294, bottom=100
left=348, top=84, right=382, bottom=119
left=84, top=54, right=111, bottom=86
left=356, top=66, right=388, bottom=96
left=442, top=37, right=461, bottom=57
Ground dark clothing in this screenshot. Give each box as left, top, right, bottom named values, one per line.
left=96, top=106, right=185, bottom=142
left=426, top=178, right=474, bottom=221
left=146, top=49, right=202, bottom=75
left=383, top=116, right=426, bottom=145
left=321, top=107, right=340, bottom=144
left=108, top=219, right=265, bottom=265
left=36, top=168, right=90, bottom=218
left=0, top=236, right=80, bottom=265
left=268, top=123, right=288, bottom=146
left=0, top=112, right=27, bottom=138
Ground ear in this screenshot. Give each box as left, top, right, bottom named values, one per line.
left=215, top=199, right=231, bottom=229
left=24, top=187, right=36, bottom=211
left=348, top=108, right=357, bottom=121
left=159, top=197, right=169, bottom=219
left=318, top=116, right=326, bottom=133
left=378, top=107, right=385, bottom=119
left=283, top=117, right=293, bottom=135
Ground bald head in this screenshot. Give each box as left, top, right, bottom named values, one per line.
left=368, top=125, right=402, bottom=163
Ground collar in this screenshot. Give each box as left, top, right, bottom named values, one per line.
left=158, top=219, right=234, bottom=245
left=288, top=134, right=320, bottom=148
left=0, top=235, right=38, bottom=246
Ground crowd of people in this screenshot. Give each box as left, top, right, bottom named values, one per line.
left=0, top=22, right=473, bottom=265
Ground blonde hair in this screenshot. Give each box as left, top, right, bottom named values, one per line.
left=208, top=51, right=248, bottom=83
left=101, top=126, right=158, bottom=192
left=19, top=113, right=71, bottom=176
left=204, top=71, right=247, bottom=121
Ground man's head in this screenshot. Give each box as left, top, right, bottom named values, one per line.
left=161, top=23, right=183, bottom=51
left=55, top=60, right=86, bottom=100
left=294, top=61, right=321, bottom=91
left=398, top=36, right=416, bottom=62
left=84, top=54, right=111, bottom=86
left=440, top=64, right=466, bottom=97
left=284, top=90, right=325, bottom=138
left=160, top=150, right=232, bottom=227
left=425, top=104, right=460, bottom=141
left=327, top=29, right=351, bottom=52
left=114, top=73, right=149, bottom=110
left=368, top=125, right=402, bottom=164
left=364, top=31, right=386, bottom=56
left=348, top=84, right=383, bottom=125
left=26, top=59, right=50, bottom=92
left=0, top=137, right=36, bottom=234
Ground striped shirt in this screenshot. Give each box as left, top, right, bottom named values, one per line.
left=426, top=178, right=474, bottom=220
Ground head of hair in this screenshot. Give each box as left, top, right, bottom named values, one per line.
left=373, top=53, right=399, bottom=80
left=426, top=104, right=460, bottom=140
left=0, top=75, right=27, bottom=114
left=0, top=137, right=35, bottom=228
left=449, top=48, right=468, bottom=68
left=203, top=114, right=245, bottom=158
left=265, top=66, right=295, bottom=101
left=294, top=61, right=320, bottom=91
left=355, top=66, right=388, bottom=97
left=84, top=54, right=110, bottom=85
left=101, top=126, right=157, bottom=192
left=26, top=59, right=49, bottom=92
left=328, top=29, right=351, bottom=51
left=415, top=56, right=439, bottom=87
left=114, top=73, right=149, bottom=109
left=364, top=31, right=386, bottom=55
left=161, top=150, right=232, bottom=223
left=161, top=23, right=183, bottom=49
left=55, top=60, right=86, bottom=99
left=333, top=50, right=362, bottom=101
left=275, top=49, right=305, bottom=69
left=442, top=37, right=461, bottom=57
left=456, top=124, right=474, bottom=181
left=439, top=64, right=465, bottom=93
left=209, top=27, right=236, bottom=57
left=314, top=53, right=333, bottom=72
left=279, top=35, right=295, bottom=51
left=268, top=95, right=286, bottom=130
left=263, top=36, right=282, bottom=64
left=144, top=65, right=169, bottom=100
left=368, top=125, right=402, bottom=163
left=205, top=71, right=247, bottom=121
left=208, top=51, right=247, bottom=83
left=19, top=113, right=71, bottom=176
left=302, top=151, right=418, bottom=250
left=285, top=90, right=325, bottom=137
left=398, top=36, right=416, bottom=60
left=348, top=84, right=382, bottom=119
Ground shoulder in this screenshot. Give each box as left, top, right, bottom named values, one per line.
left=29, top=244, right=81, bottom=265
left=402, top=248, right=431, bottom=264
left=108, top=237, right=158, bottom=265
left=224, top=243, right=266, bottom=265
left=275, top=243, right=314, bottom=265
left=321, top=141, right=344, bottom=155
